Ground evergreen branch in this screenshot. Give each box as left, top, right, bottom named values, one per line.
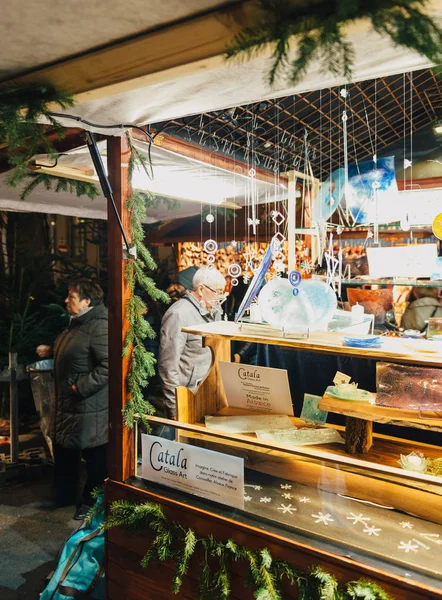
left=1, top=83, right=74, bottom=187
left=84, top=491, right=104, bottom=526
left=172, top=528, right=198, bottom=593
left=104, top=499, right=394, bottom=600
left=308, top=565, right=339, bottom=598
left=9, top=171, right=99, bottom=202
left=342, top=579, right=394, bottom=599
left=226, top=0, right=442, bottom=86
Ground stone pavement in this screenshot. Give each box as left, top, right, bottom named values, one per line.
left=0, top=448, right=79, bottom=599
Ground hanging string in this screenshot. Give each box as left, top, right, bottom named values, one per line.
left=373, top=79, right=379, bottom=245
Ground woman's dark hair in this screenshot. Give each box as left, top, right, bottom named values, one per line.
left=68, top=278, right=104, bottom=306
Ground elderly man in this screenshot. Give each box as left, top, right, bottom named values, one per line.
left=158, top=267, right=226, bottom=419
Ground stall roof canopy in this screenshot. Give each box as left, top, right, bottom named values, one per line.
left=0, top=141, right=287, bottom=222
left=1, top=1, right=442, bottom=220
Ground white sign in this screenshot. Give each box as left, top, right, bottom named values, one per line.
left=367, top=244, right=438, bottom=278
left=219, top=362, right=294, bottom=416
left=141, top=435, right=244, bottom=510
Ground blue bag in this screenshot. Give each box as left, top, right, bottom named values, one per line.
left=40, top=496, right=105, bottom=600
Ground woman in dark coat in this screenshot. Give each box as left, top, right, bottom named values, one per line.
left=37, top=278, right=108, bottom=519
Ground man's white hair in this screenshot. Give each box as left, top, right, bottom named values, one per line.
left=192, top=267, right=226, bottom=291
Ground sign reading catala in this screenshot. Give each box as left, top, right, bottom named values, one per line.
left=141, top=434, right=244, bottom=510
left=149, top=440, right=188, bottom=478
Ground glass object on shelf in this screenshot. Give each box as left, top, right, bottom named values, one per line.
left=376, top=362, right=442, bottom=410
left=258, top=277, right=337, bottom=333
left=137, top=420, right=442, bottom=590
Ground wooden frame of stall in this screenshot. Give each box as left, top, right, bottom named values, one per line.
left=105, top=137, right=442, bottom=598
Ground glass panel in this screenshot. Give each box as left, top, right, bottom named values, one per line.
left=136, top=419, right=442, bottom=587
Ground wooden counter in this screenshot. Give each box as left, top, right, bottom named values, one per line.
left=182, top=321, right=442, bottom=368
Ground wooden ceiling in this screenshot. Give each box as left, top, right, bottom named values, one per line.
left=152, top=68, right=442, bottom=179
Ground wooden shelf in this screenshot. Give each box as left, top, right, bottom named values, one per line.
left=182, top=322, right=442, bottom=368
left=319, top=393, right=442, bottom=432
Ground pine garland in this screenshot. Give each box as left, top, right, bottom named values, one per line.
left=12, top=171, right=99, bottom=201
left=122, top=133, right=170, bottom=428
left=0, top=83, right=74, bottom=183
left=104, top=499, right=394, bottom=600
left=226, top=0, right=442, bottom=85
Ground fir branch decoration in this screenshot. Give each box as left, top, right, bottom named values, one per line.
left=12, top=171, right=99, bottom=201
left=0, top=83, right=74, bottom=183
left=104, top=498, right=395, bottom=600
left=226, top=0, right=442, bottom=86
left=123, top=133, right=170, bottom=428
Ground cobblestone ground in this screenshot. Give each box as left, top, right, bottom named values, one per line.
left=0, top=436, right=79, bottom=599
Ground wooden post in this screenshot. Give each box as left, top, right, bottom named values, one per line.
left=107, top=135, right=134, bottom=482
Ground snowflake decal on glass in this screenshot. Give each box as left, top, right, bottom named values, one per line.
left=363, top=525, right=382, bottom=536
left=244, top=495, right=252, bottom=502
left=400, top=522, right=413, bottom=529
left=253, top=485, right=262, bottom=491
left=260, top=497, right=272, bottom=503
left=346, top=513, right=371, bottom=526
left=299, top=497, right=311, bottom=504
left=280, top=484, right=292, bottom=490
left=312, top=512, right=334, bottom=526
left=397, top=540, right=419, bottom=553
left=277, top=504, right=297, bottom=515
left=281, top=493, right=292, bottom=499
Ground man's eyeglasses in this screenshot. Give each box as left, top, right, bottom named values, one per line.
left=204, top=284, right=225, bottom=296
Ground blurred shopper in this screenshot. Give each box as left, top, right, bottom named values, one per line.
left=401, top=287, right=442, bottom=333
left=37, top=278, right=108, bottom=520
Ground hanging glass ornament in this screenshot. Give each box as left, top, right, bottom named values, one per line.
left=271, top=210, right=285, bottom=226
left=271, top=232, right=286, bottom=253
left=207, top=253, right=215, bottom=264
left=230, top=240, right=237, bottom=248
left=228, top=263, right=241, bottom=277
left=206, top=213, right=215, bottom=224
left=336, top=225, right=343, bottom=235
left=203, top=239, right=218, bottom=254
left=231, top=278, right=239, bottom=286
left=243, top=250, right=256, bottom=273
left=289, top=270, right=302, bottom=296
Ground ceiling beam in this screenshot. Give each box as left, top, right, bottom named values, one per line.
left=137, top=129, right=288, bottom=186
left=2, top=2, right=258, bottom=108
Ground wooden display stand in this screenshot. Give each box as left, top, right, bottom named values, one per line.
left=319, top=393, right=442, bottom=454
left=105, top=140, right=442, bottom=598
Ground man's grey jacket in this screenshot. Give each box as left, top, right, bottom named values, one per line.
left=158, top=292, right=220, bottom=418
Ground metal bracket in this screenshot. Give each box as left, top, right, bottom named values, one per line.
left=123, top=243, right=137, bottom=260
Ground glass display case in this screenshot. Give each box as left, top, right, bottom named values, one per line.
left=134, top=321, right=442, bottom=598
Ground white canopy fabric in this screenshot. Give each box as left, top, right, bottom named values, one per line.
left=0, top=142, right=287, bottom=222
left=51, top=12, right=442, bottom=132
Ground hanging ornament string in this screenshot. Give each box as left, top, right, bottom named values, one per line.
left=340, top=88, right=352, bottom=228
left=373, top=79, right=380, bottom=246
